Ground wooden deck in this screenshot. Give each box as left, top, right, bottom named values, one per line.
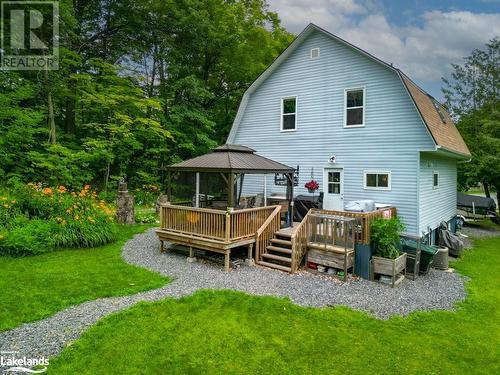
left=157, top=204, right=396, bottom=273
left=157, top=204, right=280, bottom=271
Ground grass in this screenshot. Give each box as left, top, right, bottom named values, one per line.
left=0, top=225, right=168, bottom=332
left=48, top=234, right=500, bottom=374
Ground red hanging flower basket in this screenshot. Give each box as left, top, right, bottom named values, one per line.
left=304, top=180, right=319, bottom=193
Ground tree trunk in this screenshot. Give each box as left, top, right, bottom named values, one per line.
left=65, top=79, right=76, bottom=133
left=44, top=68, right=56, bottom=144
left=104, top=160, right=111, bottom=190
left=496, top=188, right=500, bottom=213
left=483, top=182, right=491, bottom=198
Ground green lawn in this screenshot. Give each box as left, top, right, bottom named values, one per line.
left=48, top=235, right=500, bottom=374
left=0, top=225, right=168, bottom=332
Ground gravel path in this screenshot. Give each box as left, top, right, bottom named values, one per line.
left=0, top=229, right=467, bottom=366
left=458, top=223, right=500, bottom=248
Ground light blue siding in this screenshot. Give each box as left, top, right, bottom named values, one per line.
left=419, top=153, right=457, bottom=236
left=230, top=30, right=436, bottom=235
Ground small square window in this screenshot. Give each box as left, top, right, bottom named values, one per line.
left=433, top=171, right=439, bottom=188
left=311, top=48, right=320, bottom=59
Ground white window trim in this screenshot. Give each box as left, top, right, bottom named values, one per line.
left=363, top=170, right=391, bottom=191
left=344, top=87, right=365, bottom=128
left=310, top=48, right=320, bottom=59
left=280, top=96, right=297, bottom=132
left=433, top=171, right=439, bottom=189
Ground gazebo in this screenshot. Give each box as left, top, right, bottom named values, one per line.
left=165, top=144, right=296, bottom=223
left=157, top=144, right=297, bottom=271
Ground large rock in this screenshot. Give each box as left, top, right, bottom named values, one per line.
left=156, top=194, right=169, bottom=213
left=116, top=182, right=135, bottom=224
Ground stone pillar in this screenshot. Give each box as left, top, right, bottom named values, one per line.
left=156, top=194, right=169, bottom=213
left=116, top=181, right=135, bottom=224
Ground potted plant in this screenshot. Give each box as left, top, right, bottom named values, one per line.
left=304, top=180, right=319, bottom=194
left=370, top=217, right=407, bottom=287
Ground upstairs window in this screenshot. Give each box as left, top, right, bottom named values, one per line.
left=311, top=48, right=320, bottom=59
left=281, top=97, right=297, bottom=131
left=364, top=171, right=391, bottom=190
left=345, top=88, right=364, bottom=127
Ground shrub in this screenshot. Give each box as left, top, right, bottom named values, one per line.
left=134, top=184, right=160, bottom=206
left=52, top=214, right=117, bottom=248
left=0, top=219, right=57, bottom=256
left=97, top=190, right=117, bottom=204
left=0, top=195, right=22, bottom=229
left=371, top=217, right=405, bottom=259
left=135, top=212, right=159, bottom=224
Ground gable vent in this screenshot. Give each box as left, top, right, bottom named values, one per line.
left=310, top=48, right=320, bottom=59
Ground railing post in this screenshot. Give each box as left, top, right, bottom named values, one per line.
left=225, top=208, right=232, bottom=243
left=160, top=202, right=169, bottom=229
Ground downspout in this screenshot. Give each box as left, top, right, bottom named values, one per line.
left=416, top=152, right=420, bottom=237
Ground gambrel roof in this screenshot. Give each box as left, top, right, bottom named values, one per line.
left=227, top=23, right=470, bottom=158
left=399, top=73, right=470, bottom=156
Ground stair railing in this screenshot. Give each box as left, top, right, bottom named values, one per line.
left=290, top=209, right=313, bottom=272
left=255, top=205, right=282, bottom=262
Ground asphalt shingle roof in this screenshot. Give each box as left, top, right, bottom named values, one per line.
left=167, top=145, right=294, bottom=173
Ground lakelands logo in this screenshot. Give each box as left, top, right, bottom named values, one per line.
left=1, top=1, right=59, bottom=70
left=1, top=351, right=49, bottom=373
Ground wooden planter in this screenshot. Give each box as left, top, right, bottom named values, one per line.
left=371, top=253, right=406, bottom=287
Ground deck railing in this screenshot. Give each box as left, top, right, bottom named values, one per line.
left=255, top=206, right=282, bottom=262
left=229, top=206, right=278, bottom=241
left=159, top=204, right=279, bottom=243
left=308, top=207, right=396, bottom=244
left=290, top=209, right=313, bottom=272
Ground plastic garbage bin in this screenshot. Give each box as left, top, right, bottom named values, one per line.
left=400, top=237, right=438, bottom=275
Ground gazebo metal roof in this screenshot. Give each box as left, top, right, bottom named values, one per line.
left=166, top=144, right=294, bottom=174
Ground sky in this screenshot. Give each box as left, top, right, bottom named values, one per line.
left=267, top=0, right=500, bottom=101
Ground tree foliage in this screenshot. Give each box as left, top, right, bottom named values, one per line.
left=0, top=0, right=292, bottom=191
left=442, top=39, right=500, bottom=201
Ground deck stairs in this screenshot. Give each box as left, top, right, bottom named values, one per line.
left=257, top=231, right=294, bottom=272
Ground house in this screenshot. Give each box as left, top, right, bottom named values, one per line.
left=226, top=23, right=470, bottom=241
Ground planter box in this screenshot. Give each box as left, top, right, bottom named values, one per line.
left=371, top=253, right=406, bottom=287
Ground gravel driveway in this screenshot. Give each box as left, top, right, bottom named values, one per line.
left=0, top=229, right=467, bottom=367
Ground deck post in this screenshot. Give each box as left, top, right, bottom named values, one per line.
left=228, top=173, right=235, bottom=208
left=224, top=250, right=231, bottom=271
left=245, top=243, right=255, bottom=266
left=195, top=172, right=200, bottom=208
left=264, top=174, right=267, bottom=206
left=187, top=246, right=196, bottom=263
left=167, top=171, right=172, bottom=202
left=225, top=210, right=232, bottom=242
left=286, top=172, right=294, bottom=227
left=290, top=172, right=294, bottom=227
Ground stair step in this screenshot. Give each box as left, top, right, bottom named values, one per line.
left=275, top=232, right=292, bottom=239
left=257, top=261, right=291, bottom=272
left=262, top=253, right=291, bottom=263
left=266, top=245, right=292, bottom=254
left=271, top=238, right=292, bottom=246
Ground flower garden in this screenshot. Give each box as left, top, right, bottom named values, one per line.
left=0, top=182, right=117, bottom=256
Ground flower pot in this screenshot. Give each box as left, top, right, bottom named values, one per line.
left=308, top=189, right=316, bottom=194
left=371, top=253, right=406, bottom=287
